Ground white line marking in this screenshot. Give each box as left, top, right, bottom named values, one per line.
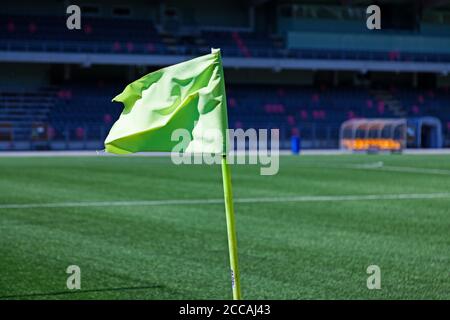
left=349, top=164, right=450, bottom=175
left=1, top=193, right=449, bottom=210
left=376, top=165, right=450, bottom=175
left=352, top=161, right=384, bottom=169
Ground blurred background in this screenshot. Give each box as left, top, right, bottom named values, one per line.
left=0, top=0, right=449, bottom=151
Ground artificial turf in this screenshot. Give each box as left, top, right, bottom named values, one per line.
left=0, top=154, right=449, bottom=299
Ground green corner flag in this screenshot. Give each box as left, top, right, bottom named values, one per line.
left=105, top=48, right=228, bottom=155
left=104, top=49, right=241, bottom=300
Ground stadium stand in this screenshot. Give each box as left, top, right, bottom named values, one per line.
left=2, top=83, right=448, bottom=149
left=1, top=1, right=450, bottom=150
left=0, top=88, right=58, bottom=141
left=1, top=11, right=450, bottom=62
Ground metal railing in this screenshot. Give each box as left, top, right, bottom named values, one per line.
left=2, top=39, right=450, bottom=63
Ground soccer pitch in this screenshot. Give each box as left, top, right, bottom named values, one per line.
left=0, top=154, right=449, bottom=299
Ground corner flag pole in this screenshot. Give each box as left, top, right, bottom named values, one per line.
left=221, top=155, right=242, bottom=300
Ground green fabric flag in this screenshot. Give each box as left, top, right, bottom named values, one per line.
left=105, top=49, right=229, bottom=154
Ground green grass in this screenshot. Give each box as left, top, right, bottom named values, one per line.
left=0, top=154, right=449, bottom=299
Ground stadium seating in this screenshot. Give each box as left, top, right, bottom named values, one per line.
left=3, top=83, right=448, bottom=148
left=1, top=12, right=450, bottom=149
left=2, top=14, right=450, bottom=62
left=0, top=14, right=277, bottom=57
left=0, top=88, right=58, bottom=141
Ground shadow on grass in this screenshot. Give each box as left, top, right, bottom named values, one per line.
left=0, top=284, right=164, bottom=299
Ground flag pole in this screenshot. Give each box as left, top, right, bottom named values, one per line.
left=221, top=154, right=242, bottom=300
left=215, top=47, right=241, bottom=299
